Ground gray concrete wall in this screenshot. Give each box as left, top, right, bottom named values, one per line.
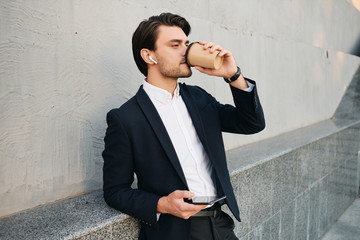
left=1, top=0, right=360, bottom=217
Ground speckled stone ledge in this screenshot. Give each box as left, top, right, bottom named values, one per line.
left=226, top=119, right=360, bottom=174
left=0, top=119, right=358, bottom=240
left=228, top=121, right=360, bottom=239
left=0, top=190, right=139, bottom=239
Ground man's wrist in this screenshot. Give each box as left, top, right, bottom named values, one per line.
left=229, top=74, right=249, bottom=89
left=157, top=196, right=167, bottom=214
left=224, top=66, right=241, bottom=83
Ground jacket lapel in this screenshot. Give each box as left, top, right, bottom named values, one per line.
left=135, top=86, right=188, bottom=188
left=179, top=84, right=211, bottom=159
left=180, top=84, right=235, bottom=211
left=180, top=84, right=224, bottom=190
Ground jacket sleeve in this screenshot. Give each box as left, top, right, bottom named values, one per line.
left=216, top=78, right=265, bottom=134
left=102, top=109, right=161, bottom=228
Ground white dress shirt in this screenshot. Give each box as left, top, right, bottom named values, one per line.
left=143, top=80, right=217, bottom=197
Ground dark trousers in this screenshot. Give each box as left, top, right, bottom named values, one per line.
left=190, top=208, right=238, bottom=240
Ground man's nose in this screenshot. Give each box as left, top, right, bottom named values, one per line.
left=181, top=44, right=188, bottom=56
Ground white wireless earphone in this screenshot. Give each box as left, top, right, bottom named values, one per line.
left=149, top=56, right=158, bottom=64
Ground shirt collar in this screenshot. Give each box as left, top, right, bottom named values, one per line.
left=143, top=79, right=180, bottom=104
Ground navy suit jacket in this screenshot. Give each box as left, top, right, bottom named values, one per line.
left=102, top=79, right=265, bottom=239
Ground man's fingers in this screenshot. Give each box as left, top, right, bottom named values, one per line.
left=172, top=190, right=194, bottom=199
left=210, top=44, right=222, bottom=53
left=197, top=41, right=222, bottom=53
left=218, top=49, right=231, bottom=57
left=198, top=41, right=214, bottom=50
left=195, top=66, right=215, bottom=75
left=161, top=190, right=209, bottom=219
left=203, top=42, right=214, bottom=49
left=194, top=204, right=207, bottom=211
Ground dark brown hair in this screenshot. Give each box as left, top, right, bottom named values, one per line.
left=132, top=13, right=191, bottom=76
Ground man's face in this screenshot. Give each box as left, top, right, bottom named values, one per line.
left=153, top=25, right=192, bottom=79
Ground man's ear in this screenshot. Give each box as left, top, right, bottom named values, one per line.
left=140, top=49, right=157, bottom=64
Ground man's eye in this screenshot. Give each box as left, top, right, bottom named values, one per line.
left=172, top=44, right=179, bottom=48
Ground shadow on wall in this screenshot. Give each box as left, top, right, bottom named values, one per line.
left=79, top=34, right=139, bottom=195
left=350, top=35, right=360, bottom=57
left=333, top=66, right=360, bottom=123
left=351, top=0, right=360, bottom=56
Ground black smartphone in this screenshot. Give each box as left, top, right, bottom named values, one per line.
left=185, top=196, right=226, bottom=205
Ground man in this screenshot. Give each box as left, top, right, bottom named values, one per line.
left=102, top=13, right=265, bottom=240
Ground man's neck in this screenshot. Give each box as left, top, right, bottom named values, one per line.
left=146, top=75, right=178, bottom=96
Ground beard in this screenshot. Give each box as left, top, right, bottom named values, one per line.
left=157, top=59, right=192, bottom=79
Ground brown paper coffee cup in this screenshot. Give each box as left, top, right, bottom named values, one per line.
left=185, top=42, right=224, bottom=69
